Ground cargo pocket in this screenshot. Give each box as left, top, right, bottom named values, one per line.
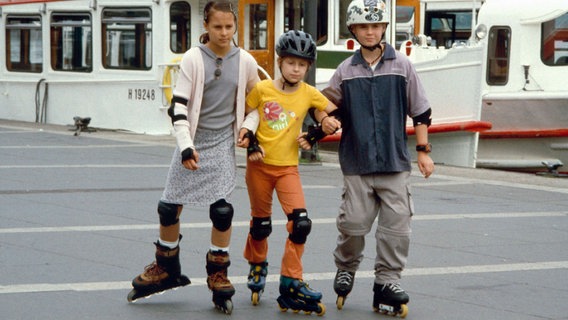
left=407, top=185, right=415, bottom=217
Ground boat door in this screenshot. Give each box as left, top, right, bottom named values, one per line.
left=238, top=0, right=275, bottom=79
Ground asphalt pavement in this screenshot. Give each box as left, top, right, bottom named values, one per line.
left=1, top=119, right=567, bottom=320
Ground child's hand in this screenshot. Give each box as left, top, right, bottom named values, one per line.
left=322, top=116, right=341, bottom=135
left=248, top=145, right=265, bottom=161
left=237, top=128, right=250, bottom=148
left=182, top=150, right=200, bottom=170
left=417, top=152, right=434, bottom=178
left=297, top=133, right=312, bottom=150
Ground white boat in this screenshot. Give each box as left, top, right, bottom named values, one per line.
left=400, top=0, right=568, bottom=174
left=0, top=0, right=203, bottom=134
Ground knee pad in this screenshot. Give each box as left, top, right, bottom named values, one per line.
left=210, top=199, right=234, bottom=232
left=250, top=217, right=272, bottom=240
left=288, top=208, right=312, bottom=244
left=157, top=201, right=181, bottom=227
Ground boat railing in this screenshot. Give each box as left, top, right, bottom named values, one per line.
left=319, top=120, right=493, bottom=143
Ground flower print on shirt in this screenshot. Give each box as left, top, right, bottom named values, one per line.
left=263, top=101, right=297, bottom=131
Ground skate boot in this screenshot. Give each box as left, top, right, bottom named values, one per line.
left=127, top=239, right=191, bottom=302
left=276, top=276, right=325, bottom=316
left=333, top=269, right=355, bottom=310
left=247, top=261, right=268, bottom=305
left=206, top=250, right=235, bottom=314
left=372, top=282, right=410, bottom=318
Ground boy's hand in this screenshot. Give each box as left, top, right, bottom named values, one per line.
left=417, top=153, right=434, bottom=178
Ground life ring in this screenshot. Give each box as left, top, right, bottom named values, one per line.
left=162, top=57, right=182, bottom=105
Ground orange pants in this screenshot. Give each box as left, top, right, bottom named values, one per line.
left=243, top=160, right=306, bottom=279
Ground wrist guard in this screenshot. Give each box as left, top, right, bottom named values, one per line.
left=304, top=125, right=326, bottom=146
left=181, top=147, right=195, bottom=163
left=328, top=108, right=343, bottom=123
left=243, top=130, right=262, bottom=156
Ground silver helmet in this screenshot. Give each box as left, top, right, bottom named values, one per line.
left=346, top=0, right=389, bottom=27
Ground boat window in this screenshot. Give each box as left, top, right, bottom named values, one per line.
left=50, top=13, right=92, bottom=72
left=170, top=1, right=190, bottom=53
left=282, top=0, right=331, bottom=46
left=486, top=26, right=511, bottom=85
left=337, top=0, right=351, bottom=44
left=541, top=13, right=568, bottom=66
left=245, top=3, right=268, bottom=50
left=5, top=15, right=43, bottom=73
left=396, top=6, right=415, bottom=49
left=101, top=8, right=152, bottom=70
left=425, top=11, right=474, bottom=48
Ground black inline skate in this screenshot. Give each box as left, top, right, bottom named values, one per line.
left=276, top=276, right=325, bottom=316
left=206, top=250, right=235, bottom=314
left=127, top=239, right=191, bottom=302
left=372, top=282, right=409, bottom=318
left=333, top=269, right=355, bottom=309
left=247, top=261, right=268, bottom=305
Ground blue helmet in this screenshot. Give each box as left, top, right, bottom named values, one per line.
left=276, top=30, right=316, bottom=62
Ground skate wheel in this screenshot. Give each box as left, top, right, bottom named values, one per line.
left=399, top=304, right=408, bottom=318
left=278, top=305, right=288, bottom=312
left=316, top=302, right=326, bottom=316
left=373, top=306, right=388, bottom=314
left=336, top=296, right=345, bottom=310
left=251, top=292, right=260, bottom=305
left=218, top=300, right=233, bottom=314
left=127, top=290, right=137, bottom=302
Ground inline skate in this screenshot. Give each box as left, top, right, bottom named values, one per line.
left=247, top=261, right=268, bottom=305
left=333, top=269, right=355, bottom=309
left=372, top=282, right=409, bottom=318
left=206, top=250, right=235, bottom=314
left=127, top=240, right=191, bottom=302
left=276, top=276, right=325, bottom=316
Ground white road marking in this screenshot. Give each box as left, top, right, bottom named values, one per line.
left=0, top=164, right=170, bottom=169
left=0, top=211, right=565, bottom=234
left=0, top=144, right=152, bottom=149
left=1, top=261, right=566, bottom=294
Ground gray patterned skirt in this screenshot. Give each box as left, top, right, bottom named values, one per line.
left=161, top=126, right=236, bottom=207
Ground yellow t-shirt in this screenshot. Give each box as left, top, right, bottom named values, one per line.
left=246, top=79, right=329, bottom=166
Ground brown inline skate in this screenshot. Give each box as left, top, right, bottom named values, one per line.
left=206, top=250, right=235, bottom=314
left=127, top=239, right=190, bottom=302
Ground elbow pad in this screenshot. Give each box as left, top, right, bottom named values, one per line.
left=412, top=108, right=432, bottom=127
left=168, top=96, right=188, bottom=123
left=168, top=95, right=195, bottom=152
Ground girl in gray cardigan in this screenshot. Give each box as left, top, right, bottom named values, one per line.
left=127, top=1, right=260, bottom=314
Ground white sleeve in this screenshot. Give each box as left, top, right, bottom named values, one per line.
left=241, top=109, right=260, bottom=133
left=171, top=101, right=195, bottom=152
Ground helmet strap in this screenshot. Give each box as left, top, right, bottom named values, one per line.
left=361, top=42, right=383, bottom=52
left=278, top=64, right=299, bottom=90
left=281, top=76, right=299, bottom=90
